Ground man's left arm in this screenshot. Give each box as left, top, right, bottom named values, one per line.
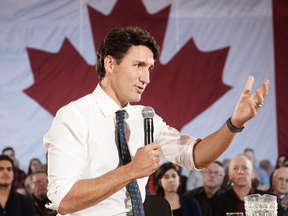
left=193, top=76, right=269, bottom=169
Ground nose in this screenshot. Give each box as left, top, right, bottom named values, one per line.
left=238, top=168, right=244, bottom=174
left=140, top=69, right=150, bottom=85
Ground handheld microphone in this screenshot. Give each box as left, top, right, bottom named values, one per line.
left=141, top=106, right=155, bottom=145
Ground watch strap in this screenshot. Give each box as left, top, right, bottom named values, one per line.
left=226, top=117, right=244, bottom=133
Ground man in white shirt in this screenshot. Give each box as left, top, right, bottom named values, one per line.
left=44, top=26, right=269, bottom=215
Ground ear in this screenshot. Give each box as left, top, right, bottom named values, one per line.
left=251, top=169, right=254, bottom=180
left=104, top=55, right=115, bottom=75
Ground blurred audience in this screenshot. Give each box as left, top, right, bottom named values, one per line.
left=29, top=170, right=57, bottom=216
left=25, top=174, right=33, bottom=197
left=175, top=164, right=188, bottom=194
left=270, top=155, right=288, bottom=189
left=28, top=158, right=42, bottom=175
left=212, top=155, right=283, bottom=216
left=2, top=147, right=26, bottom=189
left=154, top=162, right=202, bottom=216
left=243, top=148, right=270, bottom=190
left=271, top=167, right=288, bottom=215
left=184, top=161, right=225, bottom=216
left=276, top=155, right=288, bottom=169
left=0, top=155, right=35, bottom=215
left=259, top=159, right=274, bottom=177
left=15, top=182, right=29, bottom=196
left=186, top=171, right=203, bottom=191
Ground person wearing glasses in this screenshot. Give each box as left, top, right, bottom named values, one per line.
left=30, top=170, right=57, bottom=216
left=184, top=161, right=225, bottom=216
left=271, top=167, right=288, bottom=215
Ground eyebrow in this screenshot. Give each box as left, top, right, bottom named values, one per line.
left=135, top=61, right=155, bottom=71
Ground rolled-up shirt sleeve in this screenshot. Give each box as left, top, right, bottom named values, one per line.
left=154, top=114, right=202, bottom=171
left=44, top=107, right=89, bottom=211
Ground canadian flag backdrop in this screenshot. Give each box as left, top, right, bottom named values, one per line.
left=0, top=0, right=287, bottom=172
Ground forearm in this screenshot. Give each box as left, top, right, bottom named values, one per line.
left=58, top=165, right=135, bottom=215
left=193, top=121, right=237, bottom=169
left=57, top=142, right=161, bottom=215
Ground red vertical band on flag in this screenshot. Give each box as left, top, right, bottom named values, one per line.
left=273, top=0, right=288, bottom=155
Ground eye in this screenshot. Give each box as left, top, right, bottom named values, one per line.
left=135, top=64, right=141, bottom=68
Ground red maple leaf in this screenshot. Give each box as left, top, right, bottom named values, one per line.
left=24, top=0, right=231, bottom=131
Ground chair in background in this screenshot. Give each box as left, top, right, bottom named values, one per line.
left=143, top=194, right=172, bottom=216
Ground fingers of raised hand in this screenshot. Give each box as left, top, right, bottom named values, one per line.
left=262, top=79, right=269, bottom=98
left=243, top=75, right=254, bottom=94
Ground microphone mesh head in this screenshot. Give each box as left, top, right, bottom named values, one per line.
left=141, top=106, right=155, bottom=119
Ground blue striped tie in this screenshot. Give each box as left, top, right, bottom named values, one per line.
left=116, top=110, right=145, bottom=216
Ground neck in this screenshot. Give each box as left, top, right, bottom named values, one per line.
left=164, top=192, right=180, bottom=210
left=233, top=185, right=251, bottom=201
left=100, top=81, right=127, bottom=109
left=204, top=185, right=220, bottom=199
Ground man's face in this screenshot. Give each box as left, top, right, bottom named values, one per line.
left=3, top=149, right=15, bottom=162
left=105, top=45, right=154, bottom=108
left=0, top=160, right=14, bottom=186
left=202, top=163, right=224, bottom=190
left=229, top=156, right=254, bottom=188
left=243, top=151, right=255, bottom=165
left=272, top=168, right=288, bottom=197
left=31, top=172, right=48, bottom=200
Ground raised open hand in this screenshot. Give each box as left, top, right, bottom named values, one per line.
left=231, top=75, right=269, bottom=128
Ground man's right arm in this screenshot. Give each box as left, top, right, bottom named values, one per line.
left=56, top=142, right=161, bottom=215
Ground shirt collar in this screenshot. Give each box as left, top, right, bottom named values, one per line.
left=93, top=84, right=132, bottom=119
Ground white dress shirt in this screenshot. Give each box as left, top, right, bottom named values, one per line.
left=44, top=84, right=200, bottom=216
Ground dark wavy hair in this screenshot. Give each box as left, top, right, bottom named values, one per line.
left=0, top=154, right=14, bottom=170
left=154, top=162, right=181, bottom=197
left=96, top=26, right=160, bottom=81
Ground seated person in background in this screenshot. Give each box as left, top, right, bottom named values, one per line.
left=276, top=155, right=288, bottom=169
left=184, top=161, right=225, bottom=216
left=2, top=147, right=27, bottom=189
left=270, top=155, right=288, bottom=188
left=0, top=155, right=35, bottom=215
left=243, top=148, right=270, bottom=190
left=271, top=167, right=288, bottom=214
left=29, top=170, right=57, bottom=216
left=154, top=162, right=202, bottom=216
left=24, top=174, right=33, bottom=197
left=28, top=158, right=42, bottom=175
left=212, top=155, right=283, bottom=216
left=259, top=159, right=274, bottom=177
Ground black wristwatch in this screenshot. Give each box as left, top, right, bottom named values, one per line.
left=226, top=117, right=244, bottom=133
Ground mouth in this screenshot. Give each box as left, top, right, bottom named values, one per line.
left=135, top=85, right=145, bottom=94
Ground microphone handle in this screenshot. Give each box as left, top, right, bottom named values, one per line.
left=144, top=118, right=154, bottom=145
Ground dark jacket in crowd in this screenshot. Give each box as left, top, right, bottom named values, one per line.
left=184, top=186, right=225, bottom=216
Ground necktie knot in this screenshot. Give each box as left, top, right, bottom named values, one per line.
left=116, top=110, right=126, bottom=124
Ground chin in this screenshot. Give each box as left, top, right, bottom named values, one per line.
left=130, top=96, right=141, bottom=103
